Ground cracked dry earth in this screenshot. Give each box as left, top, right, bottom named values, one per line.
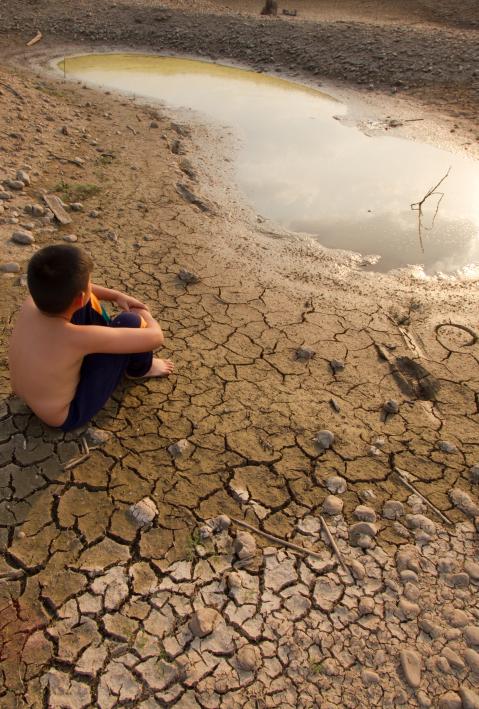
left=1, top=61, right=479, bottom=709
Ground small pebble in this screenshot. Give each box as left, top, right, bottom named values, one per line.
left=383, top=500, right=404, bottom=520
left=322, top=495, right=343, bottom=516
left=0, top=262, right=20, bottom=273
left=189, top=608, right=221, bottom=638
left=128, top=497, right=158, bottom=526
left=438, top=692, right=462, bottom=709
left=460, top=687, right=479, bottom=709
left=16, top=170, right=30, bottom=185
left=384, top=399, right=399, bottom=414
left=168, top=439, right=192, bottom=457
left=330, top=359, right=345, bottom=373
left=234, top=531, right=257, bottom=560
left=296, top=346, right=315, bottom=361
left=449, top=572, right=469, bottom=588
left=400, top=648, right=422, bottom=688
left=236, top=645, right=259, bottom=672
left=358, top=597, right=375, bottom=615
left=398, top=597, right=420, bottom=620
left=465, top=560, right=479, bottom=582
left=354, top=505, right=376, bottom=522
left=399, top=569, right=418, bottom=583
left=350, top=559, right=365, bottom=580
left=31, top=204, right=45, bottom=217
left=464, top=625, right=479, bottom=647
left=314, top=430, right=335, bottom=450
left=178, top=268, right=200, bottom=284
left=442, top=647, right=465, bottom=671
left=361, top=669, right=380, bottom=686
left=6, top=179, right=24, bottom=191
left=417, top=691, right=432, bottom=708
left=449, top=488, right=479, bottom=517
left=325, top=476, right=347, bottom=494
left=446, top=609, right=468, bottom=627
left=438, top=440, right=457, bottom=453
left=464, top=648, right=479, bottom=674
left=12, top=230, right=34, bottom=245
left=86, top=427, right=111, bottom=445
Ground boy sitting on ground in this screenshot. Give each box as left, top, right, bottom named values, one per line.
left=9, top=244, right=173, bottom=432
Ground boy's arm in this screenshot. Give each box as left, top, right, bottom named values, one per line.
left=91, top=284, right=120, bottom=302
left=91, top=283, right=149, bottom=312
left=69, top=314, right=164, bottom=355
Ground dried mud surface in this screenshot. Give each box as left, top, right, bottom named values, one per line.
left=1, top=2, right=479, bottom=708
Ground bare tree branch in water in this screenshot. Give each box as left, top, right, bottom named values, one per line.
left=411, top=167, right=451, bottom=252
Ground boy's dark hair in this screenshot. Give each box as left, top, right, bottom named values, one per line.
left=27, top=245, right=93, bottom=314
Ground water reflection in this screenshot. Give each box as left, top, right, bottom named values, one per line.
left=59, top=54, right=479, bottom=273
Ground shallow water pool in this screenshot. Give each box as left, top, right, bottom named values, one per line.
left=59, top=54, right=479, bottom=274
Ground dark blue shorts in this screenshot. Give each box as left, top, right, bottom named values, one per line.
left=60, top=300, right=153, bottom=432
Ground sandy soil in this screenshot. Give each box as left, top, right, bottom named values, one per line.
left=1, top=2, right=479, bottom=708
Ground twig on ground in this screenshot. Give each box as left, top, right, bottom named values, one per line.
left=63, top=442, right=99, bottom=470
left=394, top=467, right=452, bottom=525
left=379, top=308, right=425, bottom=358
left=319, top=515, right=351, bottom=576
left=64, top=453, right=90, bottom=470
left=230, top=516, right=324, bottom=559
left=48, top=151, right=85, bottom=167
left=0, top=81, right=22, bottom=99
left=26, top=32, right=43, bottom=47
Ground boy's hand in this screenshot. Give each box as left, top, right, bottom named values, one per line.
left=114, top=293, right=150, bottom=312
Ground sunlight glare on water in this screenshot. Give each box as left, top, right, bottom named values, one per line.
left=59, top=53, right=479, bottom=273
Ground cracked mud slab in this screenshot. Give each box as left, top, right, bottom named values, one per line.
left=0, top=37, right=479, bottom=709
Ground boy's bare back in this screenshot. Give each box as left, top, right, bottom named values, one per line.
left=9, top=296, right=170, bottom=427
left=9, top=298, right=85, bottom=426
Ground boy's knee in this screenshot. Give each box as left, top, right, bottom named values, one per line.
left=111, top=312, right=141, bottom=329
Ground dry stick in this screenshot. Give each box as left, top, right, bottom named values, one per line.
left=64, top=453, right=89, bottom=471
left=319, top=515, right=350, bottom=576
left=48, top=152, right=85, bottom=167
left=411, top=167, right=451, bottom=252
left=26, top=31, right=43, bottom=47
left=394, top=467, right=452, bottom=525
left=63, top=443, right=100, bottom=470
left=0, top=81, right=22, bottom=99
left=230, top=516, right=324, bottom=560
left=380, top=308, right=424, bottom=359
left=81, top=436, right=89, bottom=456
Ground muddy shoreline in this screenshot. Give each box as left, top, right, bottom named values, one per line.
left=1, top=0, right=479, bottom=130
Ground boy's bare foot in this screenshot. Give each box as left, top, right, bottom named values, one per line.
left=146, top=357, right=174, bottom=377
left=127, top=358, right=174, bottom=379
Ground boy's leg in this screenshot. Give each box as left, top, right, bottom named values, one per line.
left=60, top=350, right=129, bottom=431
left=71, top=299, right=108, bottom=327
left=61, top=312, right=153, bottom=432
